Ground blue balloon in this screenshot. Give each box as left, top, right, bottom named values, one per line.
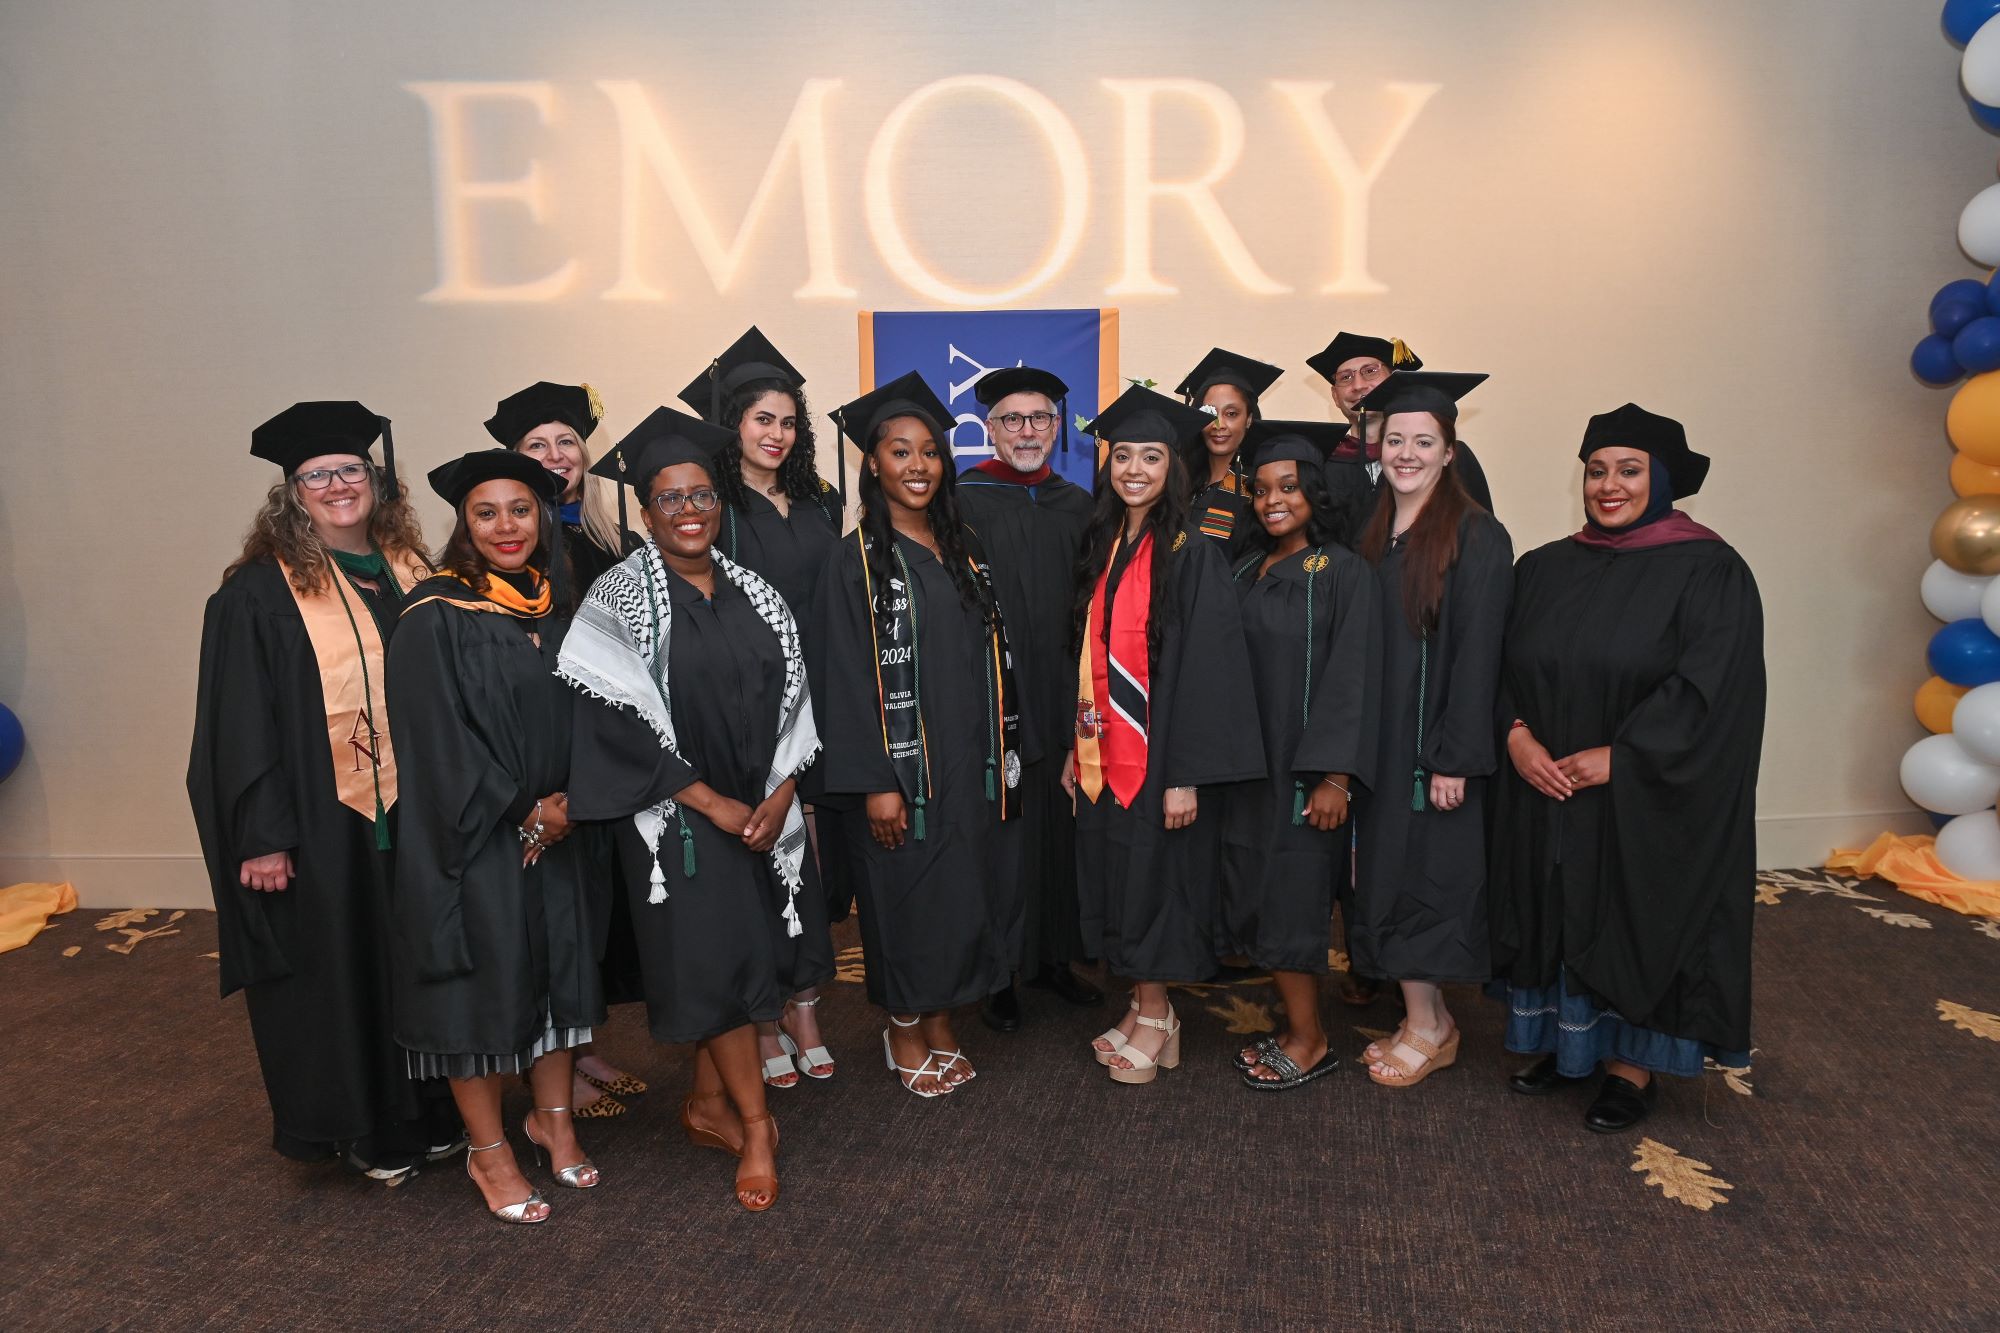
left=1931, top=618, right=2000, bottom=686
left=1916, top=333, right=1966, bottom=384
left=1946, top=0, right=2000, bottom=44
left=1934, top=280, right=1989, bottom=335
left=1931, top=810, right=1955, bottom=830
left=1975, top=98, right=2000, bottom=134
left=0, top=704, right=21, bottom=784
left=1958, top=316, right=2000, bottom=374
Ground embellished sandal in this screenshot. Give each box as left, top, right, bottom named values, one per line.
left=579, top=1068, right=648, bottom=1097
left=466, top=1139, right=549, bottom=1225
left=1232, top=1035, right=1281, bottom=1073
left=778, top=996, right=836, bottom=1080
left=680, top=1088, right=745, bottom=1157
left=1242, top=1043, right=1340, bottom=1090
left=1091, top=999, right=1140, bottom=1067
left=734, top=1110, right=780, bottom=1213
left=1366, top=1030, right=1461, bottom=1089
left=522, top=1107, right=600, bottom=1189
left=882, top=1018, right=954, bottom=1097
left=1107, top=1008, right=1181, bottom=1086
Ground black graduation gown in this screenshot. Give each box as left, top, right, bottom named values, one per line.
left=186, top=559, right=438, bottom=1160
left=954, top=467, right=1095, bottom=973
left=718, top=483, right=858, bottom=926
left=1352, top=511, right=1512, bottom=983
left=567, top=569, right=829, bottom=1044
left=1075, top=537, right=1265, bottom=982
left=562, top=518, right=634, bottom=594
left=1188, top=474, right=1260, bottom=566
left=1220, top=545, right=1381, bottom=974
left=1322, top=439, right=1497, bottom=550
left=810, top=533, right=1008, bottom=1012
left=387, top=584, right=604, bottom=1060
left=1488, top=535, right=1765, bottom=1051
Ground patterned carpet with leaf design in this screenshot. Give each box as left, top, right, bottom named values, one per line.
left=1, top=870, right=1995, bottom=1331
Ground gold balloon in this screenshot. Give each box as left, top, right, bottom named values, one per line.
left=1916, top=675, right=1970, bottom=734
left=1952, top=451, right=2000, bottom=497
left=1931, top=495, right=2000, bottom=574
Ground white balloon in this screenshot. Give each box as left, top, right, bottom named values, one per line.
left=1967, top=19, right=2000, bottom=106
left=1900, top=732, right=2000, bottom=814
left=1936, top=809, right=2000, bottom=881
left=1960, top=183, right=2000, bottom=268
left=1981, top=572, right=2000, bottom=635
left=1954, top=681, right=2000, bottom=766
left=1926, top=560, right=1994, bottom=623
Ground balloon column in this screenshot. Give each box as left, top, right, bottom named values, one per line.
left=1900, top=2, right=2000, bottom=879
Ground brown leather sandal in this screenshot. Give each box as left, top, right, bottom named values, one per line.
left=735, top=1111, right=780, bottom=1212
left=680, top=1089, right=743, bottom=1157
left=1366, top=1029, right=1461, bottom=1088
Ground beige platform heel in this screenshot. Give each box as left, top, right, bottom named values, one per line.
left=1107, top=1008, right=1181, bottom=1085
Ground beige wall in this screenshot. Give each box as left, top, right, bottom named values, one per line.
left=0, top=1, right=1970, bottom=905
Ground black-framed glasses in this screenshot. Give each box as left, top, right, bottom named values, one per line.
left=988, top=411, right=1059, bottom=432
left=293, top=462, right=372, bottom=490
left=650, top=487, right=719, bottom=516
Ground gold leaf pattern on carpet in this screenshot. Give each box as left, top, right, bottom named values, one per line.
left=1853, top=906, right=1931, bottom=929
left=1630, top=1137, right=1733, bottom=1211
left=1936, top=999, right=2000, bottom=1042
left=1705, top=1049, right=1758, bottom=1097
left=833, top=945, right=866, bottom=984
left=1327, top=947, right=1351, bottom=972
left=1972, top=918, right=2000, bottom=941
left=61, top=946, right=79, bottom=958
left=1205, top=994, right=1274, bottom=1034
left=1754, top=880, right=1785, bottom=906
left=95, top=908, right=160, bottom=931
left=1756, top=870, right=1880, bottom=903
left=101, top=909, right=187, bottom=955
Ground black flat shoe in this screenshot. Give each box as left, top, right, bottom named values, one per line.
left=1029, top=964, right=1103, bottom=1007
left=980, top=982, right=1022, bottom=1033
left=1508, top=1054, right=1585, bottom=1097
left=1584, top=1073, right=1658, bottom=1133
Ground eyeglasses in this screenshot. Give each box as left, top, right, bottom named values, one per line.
left=650, top=487, right=719, bottom=516
left=1332, top=364, right=1387, bottom=388
left=294, top=462, right=372, bottom=490
left=988, top=411, right=1059, bottom=432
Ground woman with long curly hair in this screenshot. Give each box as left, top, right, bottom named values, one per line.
left=1349, top=371, right=1513, bottom=1090
left=679, top=328, right=842, bottom=1090
left=1173, top=347, right=1283, bottom=566
left=187, top=401, right=456, bottom=1186
left=811, top=372, right=1023, bottom=1097
left=1068, top=385, right=1263, bottom=1087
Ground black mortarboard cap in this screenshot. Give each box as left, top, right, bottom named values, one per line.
left=1305, top=332, right=1422, bottom=383
left=677, top=326, right=806, bottom=424
left=484, top=381, right=601, bottom=447
left=427, top=447, right=563, bottom=508
left=1174, top=347, right=1282, bottom=404
left=251, top=401, right=385, bottom=476
left=1578, top=403, right=1710, bottom=500
left=1246, top=419, right=1349, bottom=471
left=973, top=365, right=1069, bottom=407
left=1084, top=383, right=1216, bottom=449
left=1357, top=370, right=1489, bottom=424
left=590, top=406, right=734, bottom=493
left=829, top=371, right=955, bottom=450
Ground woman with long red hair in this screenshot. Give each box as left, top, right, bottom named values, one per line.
left=1350, top=372, right=1513, bottom=1088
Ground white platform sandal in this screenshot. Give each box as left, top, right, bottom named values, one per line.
left=1107, top=1007, right=1182, bottom=1086
left=1091, top=998, right=1140, bottom=1067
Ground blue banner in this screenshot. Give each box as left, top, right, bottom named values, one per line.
left=857, top=307, right=1118, bottom=490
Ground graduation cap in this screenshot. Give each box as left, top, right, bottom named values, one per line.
left=483, top=381, right=601, bottom=448
left=677, top=326, right=805, bottom=424
left=974, top=365, right=1072, bottom=458
left=589, top=406, right=735, bottom=501
left=251, top=400, right=391, bottom=481
left=1174, top=347, right=1282, bottom=404
left=1083, top=383, right=1215, bottom=449
left=1578, top=403, right=1711, bottom=499
left=1305, top=332, right=1423, bottom=383
left=829, top=371, right=955, bottom=501
left=1357, top=370, right=1489, bottom=425
left=1246, top=419, right=1348, bottom=471
left=427, top=447, right=563, bottom=507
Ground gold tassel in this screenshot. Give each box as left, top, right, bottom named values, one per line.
left=582, top=382, right=605, bottom=422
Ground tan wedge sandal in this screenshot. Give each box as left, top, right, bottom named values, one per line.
left=1366, top=1029, right=1461, bottom=1088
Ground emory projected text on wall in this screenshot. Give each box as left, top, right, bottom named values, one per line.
left=406, top=76, right=1439, bottom=307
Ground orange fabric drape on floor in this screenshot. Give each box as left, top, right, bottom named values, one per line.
left=0, top=881, right=78, bottom=953
left=1826, top=834, right=2000, bottom=918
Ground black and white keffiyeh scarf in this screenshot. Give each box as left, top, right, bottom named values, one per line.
left=555, top=541, right=819, bottom=935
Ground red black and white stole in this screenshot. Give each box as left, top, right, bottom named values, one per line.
left=1075, top=529, right=1155, bottom=807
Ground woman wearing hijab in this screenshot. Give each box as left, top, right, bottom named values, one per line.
left=677, top=329, right=842, bottom=1090
left=1488, top=405, right=1764, bottom=1133
left=489, top=380, right=646, bottom=1120
left=1173, top=348, right=1284, bottom=567
left=188, top=402, right=455, bottom=1184
left=1350, top=371, right=1513, bottom=1089
left=811, top=372, right=1023, bottom=1098
left=559, top=408, right=820, bottom=1211
left=389, top=449, right=603, bottom=1225
left=1222, top=421, right=1379, bottom=1090
left=1071, top=385, right=1263, bottom=1086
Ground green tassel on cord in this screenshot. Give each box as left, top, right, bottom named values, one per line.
left=1291, top=780, right=1306, bottom=827
left=374, top=796, right=391, bottom=850
left=1411, top=769, right=1427, bottom=812
left=679, top=815, right=696, bottom=877
left=913, top=795, right=927, bottom=842
left=985, top=759, right=996, bottom=802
